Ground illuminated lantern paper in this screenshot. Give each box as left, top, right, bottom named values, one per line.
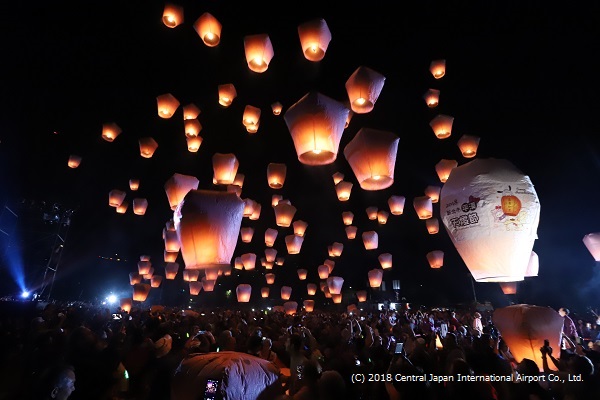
left=204, top=267, right=219, bottom=281
left=182, top=269, right=200, bottom=282
left=133, top=198, right=148, bottom=215
left=298, top=18, right=331, bottom=62
left=276, top=257, right=284, bottom=266
left=378, top=253, right=392, bottom=269
left=264, top=261, right=274, bottom=270
left=101, top=122, right=121, bottom=142
left=492, top=305, right=563, bottom=371
left=265, top=248, right=277, bottom=263
left=183, top=103, right=201, bottom=120
left=241, top=253, right=257, bottom=270
left=221, top=264, right=231, bottom=276
left=267, top=163, right=287, bottom=189
left=283, top=301, right=297, bottom=315
left=335, top=181, right=353, bottom=201
left=164, top=229, right=180, bottom=252
left=345, top=226, right=357, bottom=239
left=327, top=276, right=344, bottom=294
left=413, top=196, right=433, bottom=219
left=362, top=231, right=378, bottom=250
left=281, top=286, right=292, bottom=300
left=499, top=282, right=517, bottom=295
left=366, top=207, right=378, bottom=220
left=116, top=201, right=128, bottom=214
left=388, top=195, right=406, bottom=215
left=139, top=137, right=158, bottom=158
left=109, top=190, right=126, bottom=207
left=430, top=59, right=446, bottom=79
left=165, top=262, right=179, bottom=279
left=457, top=134, right=480, bottom=158
left=344, top=128, right=399, bottom=190
left=164, top=173, right=199, bottom=211
left=525, top=251, right=539, bottom=277
left=284, top=92, right=349, bottom=166
left=356, top=290, right=367, bottom=302
left=324, top=259, right=335, bottom=273
left=424, top=185, right=441, bottom=203
left=243, top=105, right=261, bottom=128
left=345, top=66, right=385, bottom=114
left=583, top=233, right=600, bottom=261
left=240, top=227, right=254, bottom=243
left=236, top=284, right=252, bottom=302
left=342, top=211, right=354, bottom=225
left=140, top=255, right=151, bottom=262
left=129, top=272, right=141, bottom=285
left=345, top=109, right=354, bottom=129
left=162, top=3, right=183, bottom=28
left=285, top=234, right=304, bottom=254
left=297, top=269, right=308, bottom=280
left=274, top=202, right=297, bottom=227
left=440, top=158, right=541, bottom=282
left=234, top=257, right=243, bottom=270
left=67, top=155, right=81, bottom=168
left=243, top=199, right=256, bottom=218
left=426, top=218, right=440, bottom=234
left=377, top=211, right=389, bottom=225
left=249, top=203, right=261, bottom=220
left=120, top=298, right=132, bottom=313
left=265, top=273, right=275, bottom=285
left=244, top=34, right=274, bottom=73
left=227, top=185, right=242, bottom=197
left=426, top=250, right=444, bottom=269
left=307, top=283, right=317, bottom=296
left=332, top=293, right=342, bottom=304
left=189, top=281, right=202, bottom=295
left=317, top=265, right=330, bottom=279
left=186, top=136, right=202, bottom=153
left=184, top=119, right=202, bottom=137
left=265, top=228, right=278, bottom=247
left=156, top=93, right=179, bottom=119
left=175, top=190, right=245, bottom=270
left=368, top=269, right=383, bottom=288
left=202, top=278, right=216, bottom=292
left=293, top=220, right=308, bottom=237
left=435, top=159, right=458, bottom=183
left=331, top=242, right=343, bottom=257
left=129, top=179, right=140, bottom=191
left=261, top=287, right=270, bottom=298
left=271, top=102, right=283, bottom=115
left=138, top=260, right=152, bottom=275
left=212, top=153, right=239, bottom=185
left=424, top=88, right=440, bottom=108
left=132, top=283, right=151, bottom=302
left=429, top=114, right=454, bottom=139
left=332, top=172, right=344, bottom=185
left=194, top=12, right=221, bottom=47
left=218, top=84, right=237, bottom=107
left=151, top=275, right=163, bottom=288
left=303, top=300, right=315, bottom=312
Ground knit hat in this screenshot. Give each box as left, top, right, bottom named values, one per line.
left=154, top=334, right=173, bottom=358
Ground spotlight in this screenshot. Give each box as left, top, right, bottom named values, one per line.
left=21, top=291, right=30, bottom=299
left=106, top=294, right=117, bottom=304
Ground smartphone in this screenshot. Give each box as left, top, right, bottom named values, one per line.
left=204, top=379, right=219, bottom=400
left=543, top=339, right=550, bottom=347
left=395, top=342, right=404, bottom=354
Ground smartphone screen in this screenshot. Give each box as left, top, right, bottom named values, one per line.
left=204, top=379, right=219, bottom=400
left=395, top=342, right=404, bottom=354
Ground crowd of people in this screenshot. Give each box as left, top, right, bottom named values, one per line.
left=1, top=300, right=600, bottom=400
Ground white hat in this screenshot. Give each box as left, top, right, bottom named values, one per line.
left=154, top=334, right=173, bottom=358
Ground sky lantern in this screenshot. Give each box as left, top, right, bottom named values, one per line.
left=162, top=3, right=183, bottom=28
left=265, top=248, right=277, bottom=262
left=430, top=59, right=446, bottom=79
left=297, top=18, right=331, bottom=62
left=388, top=195, right=406, bottom=215
left=493, top=305, right=563, bottom=371
left=243, top=105, right=261, bottom=129
left=132, top=283, right=151, bottom=302
left=227, top=185, right=242, bottom=197
left=344, top=128, right=399, bottom=190
left=140, top=255, right=151, bottom=262
left=378, top=253, right=392, bottom=269
left=297, top=269, right=308, bottom=280
left=377, top=211, right=389, bottom=225
left=234, top=257, right=243, bottom=270
left=184, top=119, right=202, bottom=137
left=186, top=136, right=202, bottom=153
left=101, top=122, right=121, bottom=142
left=440, top=158, right=541, bottom=282
left=429, top=114, right=454, bottom=139
left=362, top=231, right=378, bottom=250
left=331, top=242, right=344, bottom=257
left=275, top=257, right=284, bottom=266
left=243, top=199, right=256, bottom=218
left=331, top=293, right=342, bottom=304
left=261, top=257, right=268, bottom=267
left=240, top=227, right=254, bottom=243
left=261, top=287, right=270, bottom=298
left=335, top=181, right=353, bottom=201
left=182, top=269, right=200, bottom=282
left=366, top=206, right=378, bottom=220
left=327, top=276, right=344, bottom=294
left=525, top=251, right=539, bottom=277
left=281, top=286, right=292, bottom=300
left=138, top=260, right=152, bottom=275
left=183, top=103, right=201, bottom=120
left=583, top=233, right=600, bottom=261
left=356, top=290, right=367, bottom=302
left=284, top=91, right=349, bottom=166
left=345, top=66, right=385, bottom=114
left=368, top=269, right=383, bottom=288
left=318, top=265, right=330, bottom=279
left=129, top=272, right=141, bottom=285
left=156, top=93, right=180, bottom=119
left=241, top=253, right=257, bottom=270
left=139, top=137, right=158, bottom=158
left=267, top=163, right=287, bottom=189
left=426, top=218, right=440, bottom=234
left=108, top=189, right=126, bottom=207
left=244, top=34, right=274, bottom=73
left=221, top=264, right=231, bottom=276
left=284, top=301, right=298, bottom=315
left=332, top=172, right=344, bottom=185
left=120, top=298, right=132, bottom=313
left=327, top=246, right=335, bottom=258
left=303, top=299, right=315, bottom=312
left=67, top=155, right=81, bottom=168
left=265, top=273, right=275, bottom=285
left=307, top=283, right=317, bottom=296
left=265, top=228, right=278, bottom=247
left=413, top=196, right=433, bottom=219
left=232, top=173, right=244, bottom=188
left=344, top=109, right=354, bottom=129
left=116, top=201, right=129, bottom=214
left=342, top=211, right=354, bottom=225
left=151, top=275, right=163, bottom=288
left=164, top=229, right=180, bottom=252
left=164, top=173, right=199, bottom=211
left=457, top=134, right=481, bottom=158
left=274, top=202, right=297, bottom=227
left=499, top=282, right=517, bottom=295
left=249, top=203, right=262, bottom=220
left=435, top=159, right=458, bottom=183
left=212, top=153, right=239, bottom=185
left=217, top=84, right=237, bottom=108
left=189, top=281, right=202, bottom=295
left=165, top=262, right=179, bottom=279
left=129, top=179, right=140, bottom=191
left=271, top=102, right=283, bottom=115
left=426, top=250, right=444, bottom=268
left=345, top=226, right=357, bottom=239
left=285, top=234, right=304, bottom=254
left=194, top=12, right=221, bottom=47
left=204, top=267, right=219, bottom=281
left=424, top=185, right=441, bottom=203
left=423, top=88, right=440, bottom=108
left=174, top=190, right=245, bottom=270
left=202, top=278, right=216, bottom=292
left=293, top=220, right=308, bottom=237
left=236, top=284, right=252, bottom=302
left=132, top=198, right=148, bottom=215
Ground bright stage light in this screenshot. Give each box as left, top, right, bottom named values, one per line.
left=107, top=294, right=117, bottom=304
left=21, top=291, right=30, bottom=298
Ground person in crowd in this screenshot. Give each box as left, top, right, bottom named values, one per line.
left=558, top=307, right=579, bottom=344
left=472, top=312, right=484, bottom=337
left=34, top=363, right=76, bottom=400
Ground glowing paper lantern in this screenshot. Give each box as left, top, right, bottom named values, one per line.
left=525, top=251, right=539, bottom=277
left=139, top=137, right=158, bottom=158
left=274, top=202, right=297, bottom=227
left=368, top=269, right=384, bottom=288
left=366, top=207, right=378, bottom=220
left=413, top=196, right=433, bottom=219
left=156, top=93, right=179, bottom=119
left=164, top=229, right=180, bottom=252
left=426, top=250, right=444, bottom=269
left=164, top=173, right=200, bottom=211
left=430, top=59, right=446, bottom=79
left=140, top=255, right=151, bottom=262
left=265, top=248, right=277, bottom=263
left=388, top=195, right=406, bottom=215
left=440, top=158, right=540, bottom=282
left=138, top=260, right=152, bottom=275
left=261, top=287, right=270, bottom=298
left=241, top=253, right=257, bottom=270
left=297, top=18, right=331, bottom=62
left=236, top=284, right=252, bottom=302
left=307, top=283, right=317, bottom=296
left=324, top=259, right=335, bottom=273
left=204, top=267, right=219, bottom=281
left=435, top=159, right=458, bottom=183
left=426, top=218, right=440, bottom=234
left=212, top=153, right=239, bottom=185
left=303, top=299, right=315, bottom=312
left=165, top=262, right=179, bottom=279
left=101, top=122, right=121, bottom=142
left=499, top=282, right=517, bottom=295
left=132, top=283, right=151, bottom=302
left=283, top=301, right=298, bottom=315
left=234, top=257, right=243, bottom=270
left=281, top=286, right=292, bottom=300
left=184, top=119, right=202, bottom=137
left=221, top=264, right=231, bottom=276
left=284, top=92, right=349, bottom=166
left=285, top=234, right=304, bottom=254
left=293, top=220, right=308, bottom=237
left=202, top=278, right=216, bottom=292
left=297, top=269, right=308, bottom=280
left=175, top=190, right=245, bottom=270
left=218, top=84, right=237, bottom=107
left=109, top=190, right=126, bottom=207
left=240, top=227, right=254, bottom=243
left=345, top=109, right=354, bottom=129
left=129, top=272, right=141, bottom=285
left=429, top=114, right=454, bottom=139
left=129, top=179, right=140, bottom=191
left=244, top=34, right=274, bottom=73
left=332, top=293, right=342, bottom=304
left=67, top=155, right=81, bottom=168
left=162, top=3, right=183, bottom=28
left=345, top=226, right=357, bottom=239
left=356, top=290, right=367, bottom=302
left=116, top=201, right=128, bottom=214
left=227, top=185, right=242, bottom=197
left=583, top=233, right=600, bottom=261
left=151, top=275, right=163, bottom=288
left=186, top=136, right=202, bottom=153
left=189, top=281, right=202, bottom=295
left=362, top=231, right=378, bottom=250
left=345, top=66, right=386, bottom=114
left=120, top=298, right=132, bottom=313
left=378, top=253, right=392, bottom=269
left=271, top=102, right=283, bottom=115
left=265, top=273, right=275, bottom=285
left=342, top=211, right=354, bottom=225
left=132, top=198, right=148, bottom=215
left=343, top=128, right=399, bottom=190
left=243, top=105, right=261, bottom=128
left=332, top=172, right=344, bottom=185
left=457, top=134, right=481, bottom=158
left=377, top=211, right=389, bottom=225
left=194, top=12, right=221, bottom=47
left=331, top=242, right=343, bottom=257
left=335, top=181, right=353, bottom=201
left=275, top=257, right=284, bottom=266
left=243, top=199, right=256, bottom=218
left=183, top=103, right=201, bottom=120
left=317, top=265, right=330, bottom=279
left=267, top=163, right=287, bottom=189
left=424, top=88, right=440, bottom=108
left=327, top=276, right=344, bottom=294
left=249, top=203, right=261, bottom=220
left=424, top=185, right=441, bottom=203
left=492, top=305, right=563, bottom=371
left=265, top=228, right=278, bottom=247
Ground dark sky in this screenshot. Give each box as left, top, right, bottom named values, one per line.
left=1, top=1, right=599, bottom=312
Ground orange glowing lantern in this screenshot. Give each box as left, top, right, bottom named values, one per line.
left=156, top=93, right=179, bottom=119
left=165, top=262, right=179, bottom=279
left=164, top=173, right=199, bottom=211
left=132, top=198, right=148, bottom=215
left=265, top=248, right=277, bottom=263
left=368, top=269, right=384, bottom=288
left=284, top=301, right=298, bottom=315
left=244, top=34, right=274, bottom=73
left=182, top=269, right=200, bottom=282
left=276, top=257, right=284, bottom=266
left=324, top=259, right=335, bottom=273
left=221, top=264, right=231, bottom=276
left=151, top=275, right=163, bottom=288
left=249, top=203, right=261, bottom=220
left=331, top=242, right=343, bottom=257
left=162, top=3, right=183, bottom=28
left=284, top=91, right=349, bottom=165
left=184, top=119, right=202, bottom=137
left=138, top=260, right=152, bottom=275
left=109, top=189, right=126, bottom=207
left=500, top=282, right=517, bottom=295
left=140, top=255, right=150, bottom=262
left=297, top=18, right=331, bottom=62
left=194, top=12, right=221, bottom=47
left=183, top=103, right=201, bottom=120
left=265, top=273, right=275, bottom=285
left=377, top=211, right=389, bottom=225
left=132, top=283, right=151, bottom=302
left=297, top=269, right=308, bottom=280
left=318, top=265, right=330, bottom=279
left=342, top=211, right=354, bottom=225
left=189, top=281, right=202, bottom=295
left=303, top=299, right=315, bottom=312
left=204, top=267, right=219, bottom=281
left=164, top=229, right=180, bottom=252
left=274, top=202, right=297, bottom=227
left=388, top=195, right=406, bottom=215
left=243, top=105, right=261, bottom=128
left=307, top=283, right=317, bottom=296
left=356, top=290, right=367, bottom=302
left=281, top=286, right=292, bottom=300
left=129, top=179, right=140, bottom=191
left=261, top=287, right=270, bottom=298
left=129, top=272, right=141, bottom=285
left=424, top=88, right=440, bottom=108
left=426, top=218, right=440, bottom=234
left=293, top=220, right=308, bottom=237
left=378, top=253, right=392, bottom=269
left=345, top=226, right=357, bottom=239
left=120, top=298, right=132, bottom=313
left=285, top=234, right=304, bottom=254
left=426, top=250, right=444, bottom=269
left=267, top=163, right=287, bottom=189
left=362, top=231, right=379, bottom=250
left=264, top=261, right=274, bottom=269
left=345, top=66, right=386, bottom=114
left=101, top=122, right=121, bottom=142
left=430, top=59, right=446, bottom=79
left=212, top=153, right=239, bottom=185
left=332, top=293, right=342, bottom=303
left=332, top=172, right=344, bottom=185
left=429, top=114, right=454, bottom=139
left=241, top=253, right=257, bottom=270
left=435, top=159, right=458, bottom=183
left=234, top=257, right=243, bottom=270
left=424, top=185, right=441, bottom=203
left=366, top=207, right=378, bottom=220
left=413, top=196, right=433, bottom=219
left=227, top=185, right=242, bottom=197
left=583, top=233, right=600, bottom=261
left=264, top=228, right=278, bottom=247
left=116, top=201, right=128, bottom=214
left=335, top=181, right=353, bottom=201
left=240, top=227, right=254, bottom=243
left=271, top=102, right=283, bottom=115
left=327, top=276, right=344, bottom=294
left=67, top=155, right=81, bottom=168
left=218, top=83, right=237, bottom=107
left=186, top=136, right=202, bottom=153
left=457, top=134, right=480, bottom=158
left=202, top=278, right=216, bottom=292
left=139, top=137, right=158, bottom=158
left=344, top=128, right=399, bottom=190
left=243, top=198, right=256, bottom=218
left=236, top=284, right=252, bottom=302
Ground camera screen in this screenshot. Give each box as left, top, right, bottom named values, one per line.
left=395, top=342, right=404, bottom=354
left=205, top=379, right=218, bottom=394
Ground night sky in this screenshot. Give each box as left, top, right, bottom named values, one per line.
left=1, top=1, right=599, bottom=313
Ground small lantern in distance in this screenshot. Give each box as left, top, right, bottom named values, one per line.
left=218, top=84, right=237, bottom=107
left=457, top=134, right=481, bottom=158
left=307, top=283, right=317, bottom=296
left=426, top=250, right=444, bottom=269
left=243, top=105, right=261, bottom=128
left=267, top=163, right=287, bottom=189
left=183, top=103, right=201, bottom=120
left=368, top=269, right=383, bottom=288
left=244, top=34, right=274, bottom=73
left=366, top=207, right=378, bottom=220
left=430, top=59, right=446, bottom=79
left=281, top=286, right=292, bottom=300
left=345, top=226, right=357, bottom=239
left=139, top=137, right=159, bottom=158
left=236, top=284, right=252, bottom=302
left=424, top=185, right=441, bottom=203
left=133, top=198, right=148, bottom=216
left=293, top=220, right=308, bottom=237
left=429, top=114, right=454, bottom=139
left=261, top=287, right=270, bottom=298
left=303, top=299, right=315, bottom=312
left=377, top=211, right=389, bottom=225
left=335, top=181, right=353, bottom=201
left=388, top=195, right=406, bottom=215
left=116, top=201, right=129, bottom=214
left=426, top=218, right=440, bottom=234
left=499, top=282, right=517, bottom=295
left=362, top=231, right=379, bottom=250
left=332, top=172, right=344, bottom=185
left=297, top=269, right=308, bottom=280
left=187, top=136, right=202, bottom=153
left=162, top=3, right=184, bottom=28
left=67, top=155, right=81, bottom=168
left=101, top=122, right=122, bottom=142
left=297, top=18, right=331, bottom=62
left=271, top=102, right=283, bottom=115
left=435, top=159, right=458, bottom=183
left=424, top=88, right=440, bottom=108
left=156, top=93, right=180, bottom=119
left=194, top=12, right=222, bottom=47
left=378, top=253, right=392, bottom=269
left=184, top=119, right=202, bottom=137
left=413, top=196, right=433, bottom=219
left=109, top=189, right=126, bottom=207
left=212, top=153, right=239, bottom=185
left=129, top=179, right=140, bottom=191
left=342, top=211, right=354, bottom=225
left=356, top=290, right=367, bottom=302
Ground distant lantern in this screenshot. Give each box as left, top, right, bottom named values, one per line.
left=120, top=298, right=132, bottom=313
left=335, top=181, right=353, bottom=201
left=241, top=253, right=257, bottom=270
left=116, top=201, right=129, bottom=214
left=227, top=185, right=242, bottom=197
left=362, top=231, right=379, bottom=250
left=332, top=172, right=344, bottom=185
left=499, top=282, right=517, bottom=295
left=204, top=267, right=219, bottom=281
left=426, top=218, right=440, bottom=234
left=429, top=114, right=454, bottom=139
left=366, top=207, right=378, bottom=220
left=184, top=119, right=202, bottom=137
left=345, top=226, right=357, bottom=239
left=377, top=211, right=389, bottom=225
left=271, top=102, right=283, bottom=115
left=129, top=179, right=140, bottom=191
left=342, top=211, right=354, bottom=225
left=240, top=227, right=254, bottom=243
left=331, top=293, right=342, bottom=304
left=356, top=290, right=367, bottom=302
left=307, top=283, right=317, bottom=296
left=140, top=255, right=151, bottom=262
left=236, top=284, right=252, bottom=302
left=284, top=91, right=349, bottom=166
left=413, top=196, right=433, bottom=219
left=457, top=134, right=481, bottom=158
left=281, top=286, right=292, bottom=300
left=162, top=3, right=183, bottom=28
left=285, top=234, right=304, bottom=254
left=275, top=257, right=284, bottom=266
left=327, top=276, right=344, bottom=294
left=345, top=66, right=386, bottom=114
left=67, top=155, right=81, bottom=168
left=426, top=250, right=444, bottom=269
left=297, top=269, right=308, bottom=280
left=244, top=33, right=274, bottom=73
left=388, top=195, right=406, bottom=215
left=139, top=137, right=159, bottom=158
left=109, top=189, right=126, bottom=207
left=331, top=242, right=344, bottom=257
left=265, top=273, right=275, bottom=285
left=212, top=153, right=239, bottom=185
left=378, top=253, right=393, bottom=269
left=187, top=136, right=203, bottom=153
left=274, top=202, right=297, bottom=227
left=584, top=233, right=600, bottom=261
left=424, top=185, right=441, bottom=203
left=525, top=251, right=539, bottom=277
left=264, top=261, right=274, bottom=269
left=293, top=220, right=308, bottom=237
left=133, top=198, right=148, bottom=215
left=138, top=260, right=152, bottom=275
left=424, top=88, right=440, bottom=108
left=129, top=272, right=142, bottom=285
left=243, top=105, right=261, bottom=128
left=265, top=228, right=278, bottom=247
left=265, top=248, right=277, bottom=262
left=267, top=163, right=287, bottom=189
left=345, top=109, right=354, bottom=129
left=234, top=257, right=243, bottom=270
left=221, top=264, right=231, bottom=276
left=164, top=229, right=180, bottom=252
left=297, top=18, right=331, bottom=62
left=249, top=203, right=262, bottom=220
left=165, top=262, right=179, bottom=279
left=202, top=278, right=216, bottom=292
left=164, top=173, right=199, bottom=211
left=156, top=93, right=180, bottom=119
left=344, top=128, right=399, bottom=190
left=327, top=246, right=335, bottom=258
left=430, top=59, right=446, bottom=79
left=368, top=269, right=384, bottom=288
left=183, top=103, right=201, bottom=120
left=318, top=265, right=330, bottom=279
left=303, top=299, right=315, bottom=312
left=182, top=269, right=200, bottom=282
left=218, top=84, right=237, bottom=107
left=435, top=159, right=458, bottom=183
left=132, top=283, right=151, bottom=302
left=283, top=301, right=298, bottom=315
left=194, top=12, right=222, bottom=47
left=189, top=281, right=202, bottom=295
left=174, top=190, right=245, bottom=270
left=261, top=287, right=270, bottom=298
left=101, top=122, right=122, bottom=142
left=151, top=275, right=163, bottom=288
left=243, top=198, right=256, bottom=218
